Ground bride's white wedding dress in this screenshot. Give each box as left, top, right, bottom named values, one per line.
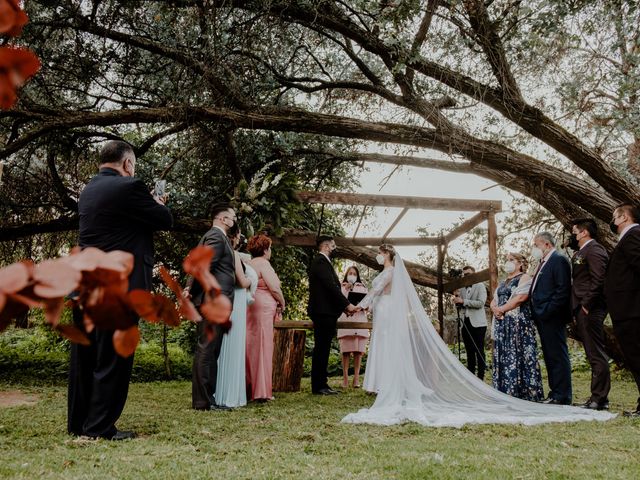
left=342, top=255, right=615, bottom=427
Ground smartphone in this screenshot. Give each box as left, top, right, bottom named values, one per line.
left=154, top=179, right=166, bottom=197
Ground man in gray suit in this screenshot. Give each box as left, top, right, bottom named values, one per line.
left=454, top=266, right=488, bottom=379
left=187, top=203, right=237, bottom=410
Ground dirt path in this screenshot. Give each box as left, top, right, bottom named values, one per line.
left=0, top=390, right=39, bottom=408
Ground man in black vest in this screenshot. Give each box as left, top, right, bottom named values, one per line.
left=68, top=140, right=173, bottom=440
left=307, top=235, right=358, bottom=395
left=569, top=218, right=610, bottom=410
left=187, top=203, right=237, bottom=410
left=604, top=203, right=640, bottom=417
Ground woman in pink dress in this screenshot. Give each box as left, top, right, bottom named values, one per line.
left=337, top=266, right=369, bottom=388
left=245, top=234, right=285, bottom=402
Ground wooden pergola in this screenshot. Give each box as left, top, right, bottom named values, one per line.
left=278, top=191, right=502, bottom=333
left=271, top=190, right=501, bottom=392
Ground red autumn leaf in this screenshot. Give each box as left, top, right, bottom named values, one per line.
left=63, top=247, right=106, bottom=271
left=113, top=325, right=140, bottom=358
left=159, top=265, right=199, bottom=321
left=56, top=324, right=90, bottom=346
left=43, top=298, right=65, bottom=327
left=82, top=285, right=136, bottom=330
left=33, top=258, right=81, bottom=298
left=0, top=260, right=32, bottom=293
left=128, top=289, right=180, bottom=327
left=8, top=288, right=42, bottom=308
left=0, top=47, right=40, bottom=109
left=0, top=295, right=28, bottom=331
left=0, top=0, right=28, bottom=36
left=200, top=293, right=232, bottom=326
left=183, top=245, right=221, bottom=294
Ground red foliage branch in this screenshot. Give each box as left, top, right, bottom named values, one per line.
left=0, top=246, right=232, bottom=357
left=0, top=0, right=41, bottom=109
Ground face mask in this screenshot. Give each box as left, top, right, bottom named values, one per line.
left=347, top=275, right=357, bottom=284
left=376, top=254, right=385, bottom=265
left=504, top=261, right=517, bottom=274
left=567, top=234, right=579, bottom=251
left=531, top=247, right=544, bottom=261
left=610, top=217, right=621, bottom=234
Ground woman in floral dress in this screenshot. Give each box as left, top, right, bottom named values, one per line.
left=491, top=253, right=544, bottom=401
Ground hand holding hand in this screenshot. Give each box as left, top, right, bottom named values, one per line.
left=342, top=282, right=353, bottom=291
left=345, top=304, right=359, bottom=316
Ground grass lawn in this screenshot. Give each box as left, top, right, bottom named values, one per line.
left=1, top=370, right=639, bottom=479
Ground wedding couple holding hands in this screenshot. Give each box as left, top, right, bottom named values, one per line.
left=308, top=235, right=615, bottom=427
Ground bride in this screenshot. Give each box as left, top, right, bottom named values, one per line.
left=343, top=244, right=615, bottom=427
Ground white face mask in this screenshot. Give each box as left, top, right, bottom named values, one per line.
left=504, top=261, right=517, bottom=274
left=376, top=254, right=385, bottom=265
left=347, top=274, right=357, bottom=284
left=531, top=247, right=544, bottom=261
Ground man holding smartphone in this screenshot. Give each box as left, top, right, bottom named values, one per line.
left=68, top=140, right=173, bottom=440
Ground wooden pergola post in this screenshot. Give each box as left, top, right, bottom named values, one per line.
left=487, top=211, right=498, bottom=300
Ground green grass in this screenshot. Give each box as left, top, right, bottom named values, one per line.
left=1, top=371, right=639, bottom=479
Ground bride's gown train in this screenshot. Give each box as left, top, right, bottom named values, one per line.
left=342, top=256, right=615, bottom=427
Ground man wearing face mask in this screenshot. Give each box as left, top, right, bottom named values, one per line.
left=569, top=218, right=610, bottom=410
left=188, top=203, right=238, bottom=410
left=69, top=140, right=173, bottom=440
left=307, top=235, right=359, bottom=395
left=604, top=203, right=640, bottom=417
left=453, top=266, right=488, bottom=380
left=529, top=232, right=573, bottom=405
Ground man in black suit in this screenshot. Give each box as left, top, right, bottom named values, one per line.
left=187, top=203, right=237, bottom=410
left=569, top=218, right=610, bottom=410
left=68, top=140, right=173, bottom=440
left=604, top=203, right=640, bottom=417
left=307, top=235, right=358, bottom=395
left=529, top=232, right=573, bottom=405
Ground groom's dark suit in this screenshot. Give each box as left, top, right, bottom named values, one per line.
left=68, top=167, right=173, bottom=438
left=191, top=225, right=236, bottom=409
left=307, top=253, right=350, bottom=393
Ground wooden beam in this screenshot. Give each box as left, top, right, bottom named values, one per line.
left=297, top=191, right=502, bottom=212
left=273, top=231, right=441, bottom=247
left=442, top=269, right=491, bottom=292
left=444, top=211, right=488, bottom=244
left=275, top=320, right=373, bottom=330
left=382, top=207, right=409, bottom=239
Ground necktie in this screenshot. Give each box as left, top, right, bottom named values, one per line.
left=529, top=260, right=545, bottom=297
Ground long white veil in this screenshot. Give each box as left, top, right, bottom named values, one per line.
left=342, top=255, right=615, bottom=427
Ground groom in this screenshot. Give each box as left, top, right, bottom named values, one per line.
left=308, top=235, right=359, bottom=395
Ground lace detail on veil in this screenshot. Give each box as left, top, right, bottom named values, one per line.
left=341, top=255, right=615, bottom=428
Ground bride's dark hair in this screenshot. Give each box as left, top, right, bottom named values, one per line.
left=379, top=244, right=396, bottom=263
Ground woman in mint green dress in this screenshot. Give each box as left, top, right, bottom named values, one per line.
left=215, top=229, right=255, bottom=408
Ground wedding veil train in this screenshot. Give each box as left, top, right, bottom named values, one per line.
left=341, top=255, right=615, bottom=427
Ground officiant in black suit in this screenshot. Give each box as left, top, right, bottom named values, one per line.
left=569, top=218, right=610, bottom=410
left=604, top=203, right=640, bottom=417
left=187, top=203, right=237, bottom=410
left=68, top=140, right=173, bottom=440
left=307, top=235, right=359, bottom=395
left=529, top=232, right=573, bottom=405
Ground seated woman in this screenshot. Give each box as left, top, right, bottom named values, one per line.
left=491, top=252, right=544, bottom=402
left=245, top=234, right=285, bottom=402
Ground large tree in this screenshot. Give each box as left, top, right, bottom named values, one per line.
left=1, top=0, right=639, bottom=264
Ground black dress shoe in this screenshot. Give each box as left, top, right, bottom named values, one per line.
left=211, top=404, right=233, bottom=411
left=109, top=430, right=136, bottom=441
left=579, top=400, right=609, bottom=411
left=622, top=409, right=640, bottom=418
left=313, top=388, right=339, bottom=395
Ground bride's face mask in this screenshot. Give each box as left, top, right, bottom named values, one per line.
left=376, top=253, right=385, bottom=265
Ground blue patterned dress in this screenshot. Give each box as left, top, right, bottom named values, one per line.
left=492, top=274, right=544, bottom=401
